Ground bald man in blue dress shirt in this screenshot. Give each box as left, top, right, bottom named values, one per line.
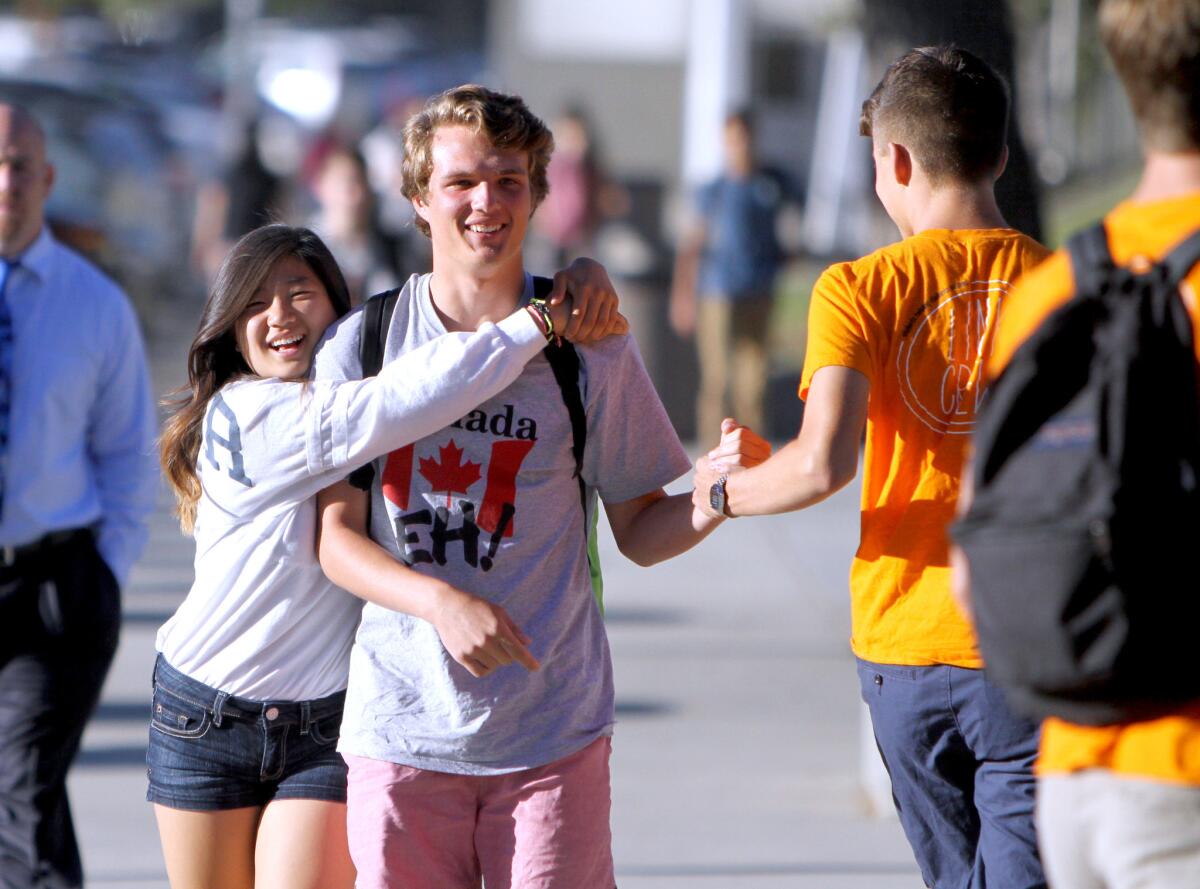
left=0, top=103, right=157, bottom=889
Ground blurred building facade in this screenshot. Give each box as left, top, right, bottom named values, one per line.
left=491, top=0, right=1141, bottom=256
left=0, top=0, right=1146, bottom=367
left=488, top=0, right=1144, bottom=438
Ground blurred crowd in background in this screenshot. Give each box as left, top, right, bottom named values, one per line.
left=0, top=0, right=1139, bottom=440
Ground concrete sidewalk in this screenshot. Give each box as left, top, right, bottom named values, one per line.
left=66, top=307, right=921, bottom=887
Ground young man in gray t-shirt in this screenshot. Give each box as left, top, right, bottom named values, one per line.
left=314, top=85, right=768, bottom=888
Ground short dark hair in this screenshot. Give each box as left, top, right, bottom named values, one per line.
left=402, top=84, right=553, bottom=237
left=725, top=107, right=754, bottom=137
left=860, top=46, right=1010, bottom=185
left=1100, top=0, right=1200, bottom=152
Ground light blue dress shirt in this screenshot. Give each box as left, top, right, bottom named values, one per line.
left=0, top=227, right=157, bottom=585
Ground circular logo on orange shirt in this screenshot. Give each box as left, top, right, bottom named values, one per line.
left=896, top=279, right=1010, bottom=435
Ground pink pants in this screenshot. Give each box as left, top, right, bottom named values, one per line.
left=345, top=737, right=615, bottom=889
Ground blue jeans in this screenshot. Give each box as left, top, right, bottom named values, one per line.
left=146, top=655, right=347, bottom=811
left=857, top=659, right=1046, bottom=889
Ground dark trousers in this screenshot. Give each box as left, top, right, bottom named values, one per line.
left=857, top=658, right=1046, bottom=889
left=0, top=533, right=120, bottom=889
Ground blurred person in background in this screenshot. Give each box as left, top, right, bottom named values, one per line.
left=671, top=109, right=792, bottom=440
left=0, top=102, right=157, bottom=889
left=192, top=121, right=289, bottom=284
left=533, top=105, right=616, bottom=267
left=360, top=95, right=433, bottom=277
left=361, top=95, right=421, bottom=232
left=309, top=146, right=402, bottom=304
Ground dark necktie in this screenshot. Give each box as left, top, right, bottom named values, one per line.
left=0, top=258, right=16, bottom=519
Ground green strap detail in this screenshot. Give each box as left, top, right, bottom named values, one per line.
left=586, top=499, right=604, bottom=613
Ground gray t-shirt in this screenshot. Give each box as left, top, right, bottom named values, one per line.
left=314, top=273, right=691, bottom=774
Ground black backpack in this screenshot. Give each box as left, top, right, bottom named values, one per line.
left=951, top=222, right=1200, bottom=726
left=349, top=278, right=605, bottom=605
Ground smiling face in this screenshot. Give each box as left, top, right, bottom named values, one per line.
left=411, top=125, right=532, bottom=276
left=234, top=254, right=338, bottom=380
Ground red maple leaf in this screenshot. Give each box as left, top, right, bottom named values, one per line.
left=418, top=439, right=481, bottom=507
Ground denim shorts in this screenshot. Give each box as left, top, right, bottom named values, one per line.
left=145, top=655, right=348, bottom=811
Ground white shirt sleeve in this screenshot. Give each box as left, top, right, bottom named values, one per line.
left=305, top=310, right=545, bottom=475
left=201, top=310, right=545, bottom=519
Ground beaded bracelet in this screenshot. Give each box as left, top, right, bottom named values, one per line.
left=526, top=298, right=557, bottom=343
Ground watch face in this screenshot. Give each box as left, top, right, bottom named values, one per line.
left=709, top=477, right=726, bottom=512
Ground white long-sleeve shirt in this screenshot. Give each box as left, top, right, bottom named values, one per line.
left=156, top=309, right=546, bottom=700
left=0, top=227, right=157, bottom=585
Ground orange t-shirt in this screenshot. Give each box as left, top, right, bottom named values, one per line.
left=987, top=192, right=1200, bottom=786
left=801, top=228, right=1050, bottom=667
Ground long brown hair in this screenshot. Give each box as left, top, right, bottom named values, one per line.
left=160, top=224, right=352, bottom=532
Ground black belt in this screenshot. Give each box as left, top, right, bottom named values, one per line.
left=0, top=528, right=94, bottom=571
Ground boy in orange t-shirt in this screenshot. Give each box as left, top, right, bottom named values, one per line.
left=693, top=47, right=1049, bottom=888
left=970, top=3, right=1200, bottom=886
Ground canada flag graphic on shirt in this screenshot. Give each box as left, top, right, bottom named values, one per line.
left=380, top=404, right=538, bottom=572
left=418, top=441, right=481, bottom=509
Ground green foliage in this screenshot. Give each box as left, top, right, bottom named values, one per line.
left=1043, top=165, right=1140, bottom=248
left=20, top=0, right=213, bottom=16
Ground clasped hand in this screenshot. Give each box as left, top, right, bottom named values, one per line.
left=693, top=418, right=772, bottom=518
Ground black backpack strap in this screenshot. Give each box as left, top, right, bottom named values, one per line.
left=348, top=287, right=402, bottom=491
left=531, top=276, right=555, bottom=301
left=1066, top=222, right=1115, bottom=299
left=545, top=343, right=587, bottom=508
left=1160, top=228, right=1200, bottom=290
left=359, top=287, right=401, bottom=378
left=533, top=275, right=588, bottom=515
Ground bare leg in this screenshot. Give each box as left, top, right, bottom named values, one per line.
left=255, top=799, right=355, bottom=889
left=153, top=804, right=259, bottom=889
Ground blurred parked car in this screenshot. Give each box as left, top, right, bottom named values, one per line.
left=0, top=78, right=201, bottom=313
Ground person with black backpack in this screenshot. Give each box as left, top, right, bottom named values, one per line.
left=952, top=2, right=1200, bottom=887
left=311, top=85, right=769, bottom=889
